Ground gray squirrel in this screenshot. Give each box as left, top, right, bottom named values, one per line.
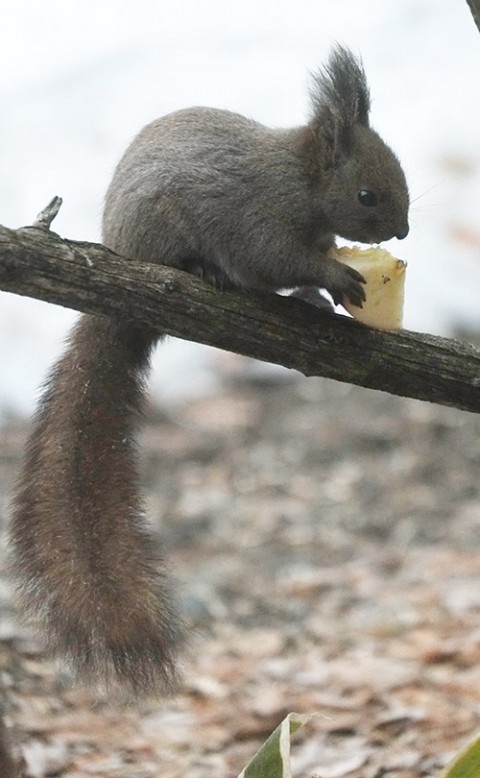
left=10, top=46, right=409, bottom=696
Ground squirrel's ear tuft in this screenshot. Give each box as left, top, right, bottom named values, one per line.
left=310, top=45, right=371, bottom=157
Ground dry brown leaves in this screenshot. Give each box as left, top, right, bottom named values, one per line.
left=1, top=370, right=480, bottom=777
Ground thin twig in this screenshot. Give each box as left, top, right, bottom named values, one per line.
left=32, top=196, right=63, bottom=230
left=466, top=0, right=480, bottom=33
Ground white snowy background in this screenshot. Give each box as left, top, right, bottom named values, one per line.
left=1, top=0, right=480, bottom=417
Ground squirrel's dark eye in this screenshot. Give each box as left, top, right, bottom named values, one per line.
left=358, top=189, right=378, bottom=207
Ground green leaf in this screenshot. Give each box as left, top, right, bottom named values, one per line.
left=442, top=735, right=480, bottom=778
left=237, top=712, right=314, bottom=778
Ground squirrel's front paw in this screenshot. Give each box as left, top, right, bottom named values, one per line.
left=325, top=260, right=366, bottom=308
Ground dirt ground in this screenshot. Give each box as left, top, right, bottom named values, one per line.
left=1, top=358, right=480, bottom=777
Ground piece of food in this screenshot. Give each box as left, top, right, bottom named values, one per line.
left=333, top=245, right=407, bottom=330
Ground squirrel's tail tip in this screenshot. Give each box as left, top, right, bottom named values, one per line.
left=72, top=614, right=184, bottom=698
left=14, top=576, right=186, bottom=699
left=69, top=628, right=184, bottom=699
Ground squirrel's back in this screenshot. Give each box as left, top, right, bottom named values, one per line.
left=102, top=107, right=317, bottom=289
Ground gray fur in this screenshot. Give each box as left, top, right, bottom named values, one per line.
left=310, top=44, right=371, bottom=137
left=103, top=46, right=409, bottom=305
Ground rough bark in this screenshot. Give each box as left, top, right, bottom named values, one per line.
left=0, top=215, right=479, bottom=414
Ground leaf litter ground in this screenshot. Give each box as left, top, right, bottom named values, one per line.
left=1, top=362, right=480, bottom=777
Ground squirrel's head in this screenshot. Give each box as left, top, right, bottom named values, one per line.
left=310, top=46, right=409, bottom=244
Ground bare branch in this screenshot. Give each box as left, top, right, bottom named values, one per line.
left=0, top=219, right=479, bottom=413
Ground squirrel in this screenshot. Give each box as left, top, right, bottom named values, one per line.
left=10, top=46, right=409, bottom=696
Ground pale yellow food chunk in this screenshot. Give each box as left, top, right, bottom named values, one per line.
left=334, top=246, right=407, bottom=330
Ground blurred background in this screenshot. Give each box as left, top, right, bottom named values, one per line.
left=1, top=0, right=480, bottom=418
left=2, top=5, right=480, bottom=773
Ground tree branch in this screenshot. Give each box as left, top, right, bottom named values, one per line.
left=0, top=213, right=479, bottom=413
left=466, top=0, right=480, bottom=35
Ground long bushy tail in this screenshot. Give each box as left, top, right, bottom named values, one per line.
left=10, top=315, right=184, bottom=696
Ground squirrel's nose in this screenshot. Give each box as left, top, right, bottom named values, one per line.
left=396, top=222, right=409, bottom=240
